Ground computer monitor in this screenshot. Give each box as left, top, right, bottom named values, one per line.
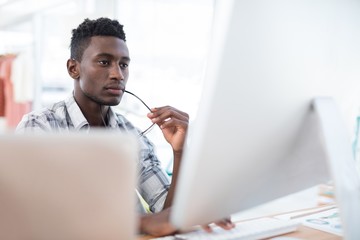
left=170, top=0, right=360, bottom=238
left=0, top=132, right=138, bottom=240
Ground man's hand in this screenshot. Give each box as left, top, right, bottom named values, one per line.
left=201, top=218, right=235, bottom=233
left=147, top=106, right=189, bottom=153
left=147, top=106, right=188, bottom=208
left=140, top=208, right=235, bottom=237
left=140, top=208, right=177, bottom=237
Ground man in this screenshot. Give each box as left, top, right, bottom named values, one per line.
left=16, top=18, right=233, bottom=236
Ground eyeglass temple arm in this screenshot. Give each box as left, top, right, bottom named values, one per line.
left=124, top=90, right=153, bottom=112
left=124, top=90, right=156, bottom=137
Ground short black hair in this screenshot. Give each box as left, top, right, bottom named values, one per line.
left=70, top=17, right=126, bottom=61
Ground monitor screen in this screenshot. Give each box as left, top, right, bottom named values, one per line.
left=170, top=0, right=360, bottom=236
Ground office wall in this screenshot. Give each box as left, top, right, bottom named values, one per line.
left=0, top=0, right=214, bottom=171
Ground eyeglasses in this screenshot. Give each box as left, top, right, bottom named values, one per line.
left=124, top=90, right=156, bottom=137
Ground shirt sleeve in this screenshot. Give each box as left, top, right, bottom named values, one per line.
left=15, top=113, right=52, bottom=133
left=137, top=136, right=171, bottom=213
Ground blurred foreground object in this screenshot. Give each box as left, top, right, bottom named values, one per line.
left=0, top=132, right=138, bottom=240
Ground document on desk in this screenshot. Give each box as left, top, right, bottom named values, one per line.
left=275, top=206, right=342, bottom=236
left=297, top=207, right=342, bottom=236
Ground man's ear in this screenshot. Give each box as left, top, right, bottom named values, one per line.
left=67, top=58, right=80, bottom=80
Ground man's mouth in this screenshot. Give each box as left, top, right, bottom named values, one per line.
left=105, top=85, right=125, bottom=95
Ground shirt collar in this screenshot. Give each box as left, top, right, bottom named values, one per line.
left=107, top=107, right=121, bottom=129
left=65, top=94, right=121, bottom=131
left=65, top=94, right=90, bottom=131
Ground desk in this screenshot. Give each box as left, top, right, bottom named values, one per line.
left=280, top=225, right=340, bottom=240
left=137, top=206, right=342, bottom=240
left=138, top=224, right=341, bottom=240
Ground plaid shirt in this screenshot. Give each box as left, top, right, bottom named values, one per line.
left=16, top=94, right=170, bottom=213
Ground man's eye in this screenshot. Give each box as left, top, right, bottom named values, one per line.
left=98, top=60, right=110, bottom=65
left=120, top=63, right=128, bottom=69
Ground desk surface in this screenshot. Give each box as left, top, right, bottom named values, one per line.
left=138, top=225, right=341, bottom=240
left=283, top=225, right=341, bottom=240
left=138, top=206, right=342, bottom=240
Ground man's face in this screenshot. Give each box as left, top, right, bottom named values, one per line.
left=75, top=36, right=130, bottom=106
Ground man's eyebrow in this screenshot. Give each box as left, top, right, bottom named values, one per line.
left=121, top=56, right=131, bottom=61
left=95, top=53, right=130, bottom=61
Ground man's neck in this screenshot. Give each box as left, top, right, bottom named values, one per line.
left=86, top=105, right=109, bottom=127
left=73, top=94, right=110, bottom=127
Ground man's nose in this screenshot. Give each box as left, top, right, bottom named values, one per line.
left=110, top=64, right=124, bottom=80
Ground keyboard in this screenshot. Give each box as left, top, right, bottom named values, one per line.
left=151, top=217, right=300, bottom=240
